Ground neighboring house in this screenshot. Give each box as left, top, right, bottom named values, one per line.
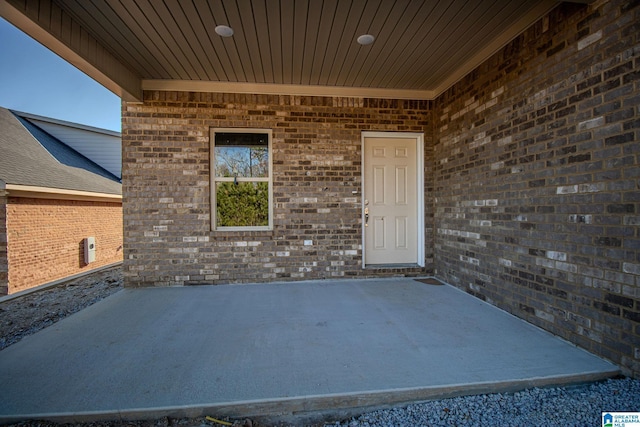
left=0, top=107, right=122, bottom=295
left=13, top=111, right=122, bottom=179
left=2, top=0, right=638, bottom=378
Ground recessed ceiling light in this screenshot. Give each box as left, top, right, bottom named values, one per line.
left=215, top=25, right=234, bottom=37
left=357, top=34, right=375, bottom=45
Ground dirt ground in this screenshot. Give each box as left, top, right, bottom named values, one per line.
left=0, top=266, right=123, bottom=351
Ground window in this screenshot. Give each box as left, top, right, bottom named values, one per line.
left=211, top=129, right=272, bottom=230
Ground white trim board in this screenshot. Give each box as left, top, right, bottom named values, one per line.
left=361, top=131, right=425, bottom=268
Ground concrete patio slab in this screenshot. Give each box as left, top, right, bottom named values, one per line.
left=0, top=278, right=619, bottom=424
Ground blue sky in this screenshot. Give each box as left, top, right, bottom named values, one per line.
left=0, top=18, right=122, bottom=132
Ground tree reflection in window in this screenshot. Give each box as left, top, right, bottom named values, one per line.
left=212, top=132, right=271, bottom=229
left=215, top=133, right=268, bottom=178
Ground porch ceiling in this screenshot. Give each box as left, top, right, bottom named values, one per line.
left=1, top=0, right=584, bottom=101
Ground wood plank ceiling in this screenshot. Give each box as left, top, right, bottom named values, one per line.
left=49, top=0, right=561, bottom=99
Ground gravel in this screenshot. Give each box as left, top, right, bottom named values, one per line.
left=326, top=378, right=640, bottom=427
left=2, top=267, right=639, bottom=426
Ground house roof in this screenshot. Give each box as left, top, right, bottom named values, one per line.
left=0, top=107, right=121, bottom=196
left=14, top=111, right=122, bottom=179
left=0, top=0, right=592, bottom=102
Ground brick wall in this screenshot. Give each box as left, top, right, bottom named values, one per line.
left=6, top=197, right=123, bottom=294
left=433, top=0, right=640, bottom=376
left=122, top=95, right=433, bottom=287
left=121, top=0, right=638, bottom=376
left=0, top=193, right=7, bottom=295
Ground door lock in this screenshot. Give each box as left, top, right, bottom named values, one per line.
left=364, top=207, right=369, bottom=226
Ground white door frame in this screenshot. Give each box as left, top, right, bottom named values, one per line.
left=361, top=131, right=425, bottom=268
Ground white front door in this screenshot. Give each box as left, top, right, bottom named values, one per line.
left=363, top=134, right=422, bottom=265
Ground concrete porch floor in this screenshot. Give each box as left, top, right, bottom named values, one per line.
left=0, top=277, right=619, bottom=424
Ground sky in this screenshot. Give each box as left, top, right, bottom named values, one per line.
left=0, top=17, right=122, bottom=132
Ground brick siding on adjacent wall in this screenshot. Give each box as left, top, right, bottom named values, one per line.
left=6, top=197, right=123, bottom=294
left=122, top=95, right=434, bottom=287
left=433, top=1, right=640, bottom=376
left=0, top=194, right=8, bottom=295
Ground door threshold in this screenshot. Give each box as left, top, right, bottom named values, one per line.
left=364, top=263, right=421, bottom=270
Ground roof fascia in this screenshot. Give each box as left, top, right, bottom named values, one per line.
left=11, top=110, right=121, bottom=137
left=5, top=184, right=122, bottom=203
left=0, top=0, right=142, bottom=101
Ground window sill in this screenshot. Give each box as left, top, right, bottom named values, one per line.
left=209, top=229, right=275, bottom=237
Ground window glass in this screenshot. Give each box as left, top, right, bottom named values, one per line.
left=214, top=133, right=269, bottom=178
left=211, top=130, right=272, bottom=230
left=215, top=182, right=269, bottom=227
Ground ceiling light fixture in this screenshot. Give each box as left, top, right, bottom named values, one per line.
left=357, top=34, right=375, bottom=45
left=215, top=25, right=234, bottom=37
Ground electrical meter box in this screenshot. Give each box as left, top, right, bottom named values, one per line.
left=84, top=237, right=96, bottom=264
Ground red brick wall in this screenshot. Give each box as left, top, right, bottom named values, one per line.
left=122, top=95, right=434, bottom=286
left=6, top=197, right=123, bottom=294
left=433, top=1, right=640, bottom=376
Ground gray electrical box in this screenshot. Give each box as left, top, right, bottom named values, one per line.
left=84, top=237, right=96, bottom=264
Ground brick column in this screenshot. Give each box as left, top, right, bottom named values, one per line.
left=0, top=191, right=8, bottom=296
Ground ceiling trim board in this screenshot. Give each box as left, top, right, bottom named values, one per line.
left=431, top=0, right=559, bottom=98
left=141, top=79, right=436, bottom=100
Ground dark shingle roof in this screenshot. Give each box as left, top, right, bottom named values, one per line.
left=0, top=108, right=121, bottom=195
